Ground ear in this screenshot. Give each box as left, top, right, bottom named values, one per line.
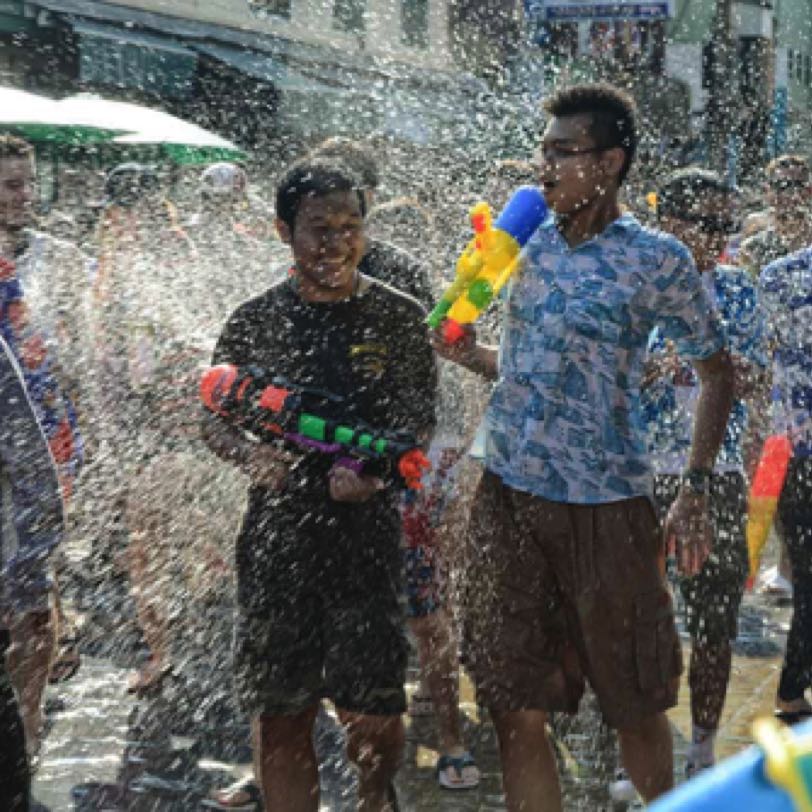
left=600, top=147, right=626, bottom=183
left=275, top=217, right=292, bottom=244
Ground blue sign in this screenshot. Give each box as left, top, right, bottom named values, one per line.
left=541, top=1, right=671, bottom=20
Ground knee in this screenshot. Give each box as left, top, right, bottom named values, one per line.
left=618, top=710, right=668, bottom=745
left=491, top=709, right=550, bottom=751
left=256, top=707, right=318, bottom=755
left=344, top=715, right=405, bottom=771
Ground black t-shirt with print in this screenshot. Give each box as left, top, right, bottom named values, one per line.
left=212, top=274, right=437, bottom=521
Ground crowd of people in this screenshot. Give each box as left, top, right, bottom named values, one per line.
left=0, top=79, right=810, bottom=812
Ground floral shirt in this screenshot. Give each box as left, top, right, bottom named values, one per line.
left=643, top=265, right=767, bottom=475
left=759, top=246, right=812, bottom=457
left=484, top=214, right=726, bottom=504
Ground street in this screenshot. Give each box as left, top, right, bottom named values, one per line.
left=31, top=580, right=790, bottom=811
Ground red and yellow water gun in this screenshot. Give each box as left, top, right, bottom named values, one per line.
left=746, top=434, right=793, bottom=589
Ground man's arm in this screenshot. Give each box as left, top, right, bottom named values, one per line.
left=664, top=348, right=735, bottom=575
left=0, top=341, right=63, bottom=614
left=685, top=348, right=736, bottom=472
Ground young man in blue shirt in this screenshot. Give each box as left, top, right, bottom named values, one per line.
left=433, top=83, right=735, bottom=809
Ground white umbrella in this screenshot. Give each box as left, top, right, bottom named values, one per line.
left=57, top=95, right=244, bottom=163
left=0, top=86, right=126, bottom=143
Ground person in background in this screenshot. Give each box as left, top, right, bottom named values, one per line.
left=0, top=332, right=64, bottom=809
left=89, top=162, right=201, bottom=695
left=308, top=137, right=433, bottom=307
left=0, top=135, right=83, bottom=749
left=740, top=154, right=812, bottom=281
left=642, top=168, right=767, bottom=779
left=759, top=240, right=812, bottom=724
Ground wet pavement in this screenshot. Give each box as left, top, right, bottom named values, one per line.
left=30, top=586, right=791, bottom=811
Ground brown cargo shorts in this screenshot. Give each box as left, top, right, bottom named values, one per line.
left=461, top=470, right=682, bottom=730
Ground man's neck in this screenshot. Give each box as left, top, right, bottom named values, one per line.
left=557, top=192, right=623, bottom=248
left=775, top=219, right=812, bottom=252
left=0, top=227, right=26, bottom=259
left=293, top=270, right=358, bottom=304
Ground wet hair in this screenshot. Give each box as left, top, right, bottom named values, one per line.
left=0, top=134, right=34, bottom=161
left=104, top=163, right=160, bottom=207
left=275, top=160, right=366, bottom=232
left=657, top=167, right=733, bottom=218
left=766, top=153, right=810, bottom=181
left=308, top=136, right=379, bottom=190
left=543, top=83, right=638, bottom=184
left=366, top=197, right=432, bottom=250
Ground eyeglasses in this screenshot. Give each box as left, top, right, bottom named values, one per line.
left=538, top=144, right=607, bottom=163
left=769, top=178, right=808, bottom=193
left=667, top=212, right=737, bottom=234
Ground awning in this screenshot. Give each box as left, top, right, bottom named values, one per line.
left=70, top=18, right=197, bottom=99
left=195, top=43, right=355, bottom=99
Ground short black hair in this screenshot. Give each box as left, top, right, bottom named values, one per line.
left=308, top=136, right=379, bottom=190
left=543, top=83, right=638, bottom=184
left=0, top=134, right=33, bottom=161
left=658, top=167, right=733, bottom=217
left=275, top=159, right=366, bottom=231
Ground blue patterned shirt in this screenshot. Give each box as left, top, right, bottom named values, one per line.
left=484, top=214, right=726, bottom=504
left=759, top=246, right=812, bottom=457
left=643, top=265, right=767, bottom=475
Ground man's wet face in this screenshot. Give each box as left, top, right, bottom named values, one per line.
left=290, top=189, right=366, bottom=291
left=768, top=165, right=811, bottom=218
left=536, top=114, right=614, bottom=216
left=660, top=190, right=735, bottom=270
left=0, top=156, right=34, bottom=232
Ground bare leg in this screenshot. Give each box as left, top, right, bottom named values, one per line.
left=127, top=527, right=169, bottom=690
left=409, top=609, right=461, bottom=752
left=7, top=609, right=55, bottom=757
left=491, top=708, right=562, bottom=812
left=254, top=706, right=320, bottom=812
left=338, top=711, right=404, bottom=812
left=689, top=638, right=732, bottom=730
left=618, top=711, right=674, bottom=802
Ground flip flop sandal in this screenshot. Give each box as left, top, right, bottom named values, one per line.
left=436, top=751, right=480, bottom=790
left=201, top=777, right=263, bottom=810
left=386, top=782, right=400, bottom=812
left=126, top=662, right=172, bottom=697
left=408, top=693, right=435, bottom=717
left=49, top=636, right=82, bottom=684
left=775, top=707, right=812, bottom=726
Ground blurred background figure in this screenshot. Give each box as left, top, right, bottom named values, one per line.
left=0, top=331, right=64, bottom=809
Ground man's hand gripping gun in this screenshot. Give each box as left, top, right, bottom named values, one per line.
left=200, top=364, right=431, bottom=490
left=426, top=185, right=548, bottom=343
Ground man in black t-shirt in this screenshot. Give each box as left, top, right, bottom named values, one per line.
left=203, top=159, right=436, bottom=811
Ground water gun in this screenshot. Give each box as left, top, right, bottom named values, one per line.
left=746, top=434, right=793, bottom=589
left=426, top=185, right=548, bottom=343
left=649, top=717, right=812, bottom=811
left=200, top=364, right=431, bottom=490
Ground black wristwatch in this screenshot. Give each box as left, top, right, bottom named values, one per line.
left=680, top=467, right=712, bottom=496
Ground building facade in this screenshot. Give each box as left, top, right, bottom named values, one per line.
left=0, top=0, right=519, bottom=151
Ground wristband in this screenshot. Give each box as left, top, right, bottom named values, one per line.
left=680, top=467, right=712, bottom=496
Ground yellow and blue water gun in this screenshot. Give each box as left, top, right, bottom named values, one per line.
left=650, top=718, right=812, bottom=811
left=426, top=185, right=548, bottom=343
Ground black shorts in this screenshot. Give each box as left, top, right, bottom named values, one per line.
left=233, top=489, right=408, bottom=718
left=653, top=472, right=747, bottom=643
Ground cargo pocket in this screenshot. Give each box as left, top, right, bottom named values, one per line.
left=633, top=588, right=683, bottom=695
